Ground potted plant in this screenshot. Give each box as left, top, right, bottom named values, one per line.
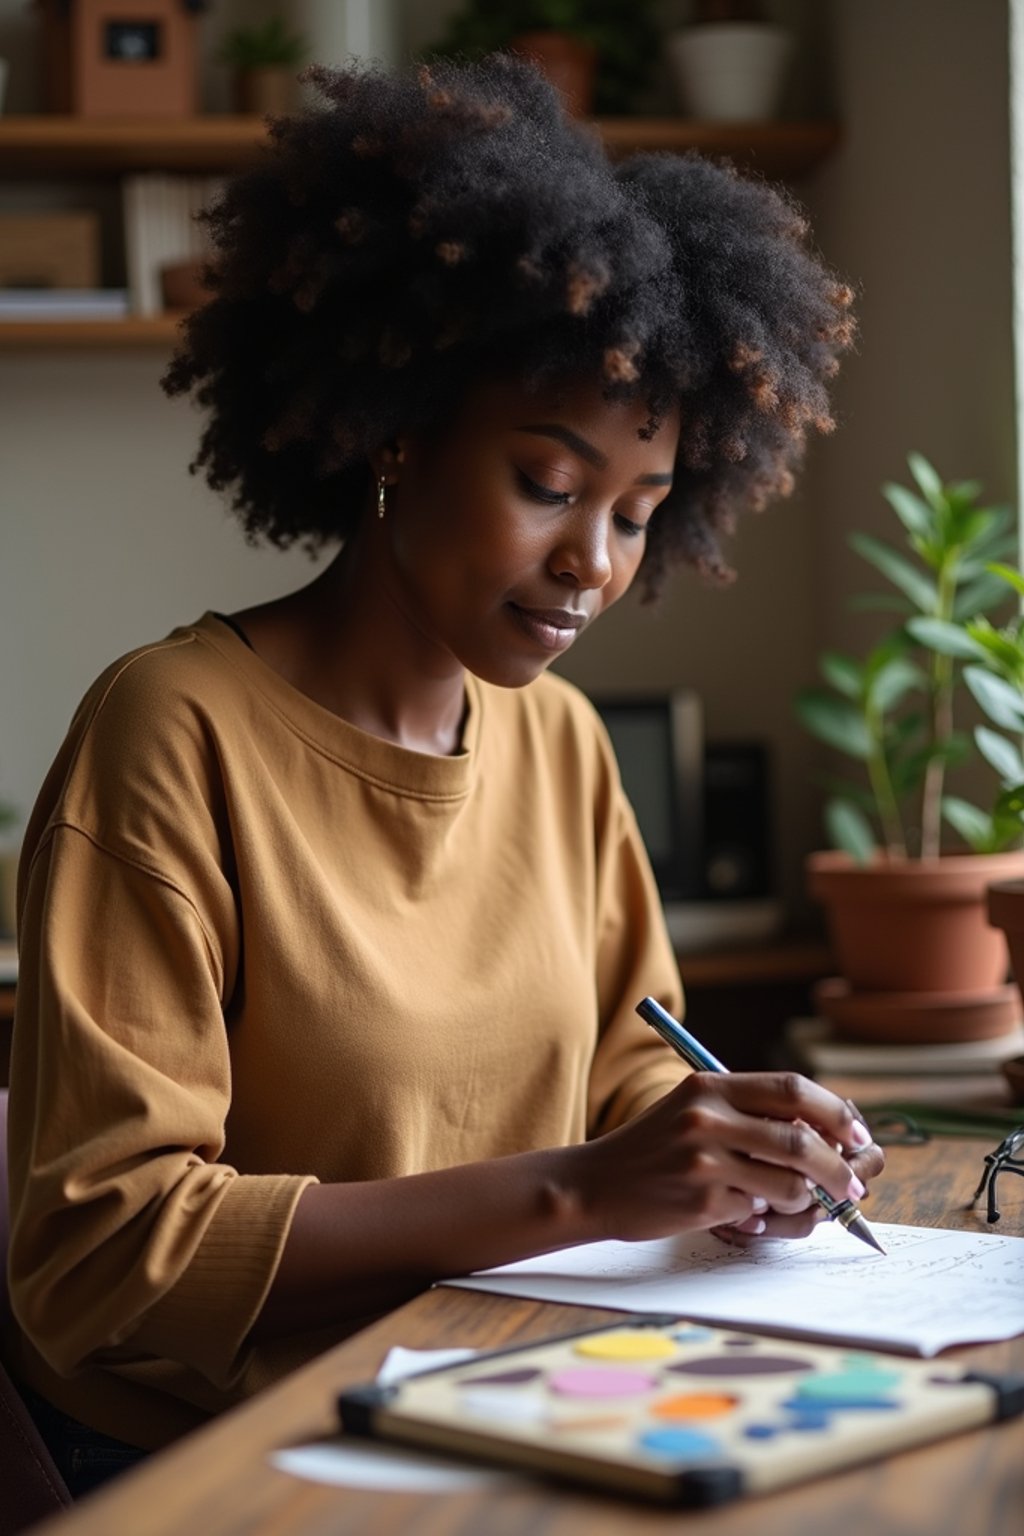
left=666, top=1, right=793, bottom=123
left=218, top=14, right=307, bottom=117
left=428, top=0, right=661, bottom=118
left=796, top=453, right=1024, bottom=1041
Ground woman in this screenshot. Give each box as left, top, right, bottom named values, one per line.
left=6, top=57, right=880, bottom=1489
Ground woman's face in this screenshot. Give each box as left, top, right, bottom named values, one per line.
left=379, top=374, right=680, bottom=689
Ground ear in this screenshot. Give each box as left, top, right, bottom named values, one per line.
left=373, top=438, right=408, bottom=484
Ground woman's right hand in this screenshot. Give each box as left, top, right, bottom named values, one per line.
left=578, top=1070, right=876, bottom=1244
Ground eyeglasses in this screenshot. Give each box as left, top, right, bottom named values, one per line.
left=967, top=1127, right=1024, bottom=1225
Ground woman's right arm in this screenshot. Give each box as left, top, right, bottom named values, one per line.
left=257, top=1068, right=875, bottom=1337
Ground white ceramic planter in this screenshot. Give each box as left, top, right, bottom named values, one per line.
left=667, top=24, right=792, bottom=122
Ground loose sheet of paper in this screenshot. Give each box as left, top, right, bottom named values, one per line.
left=445, top=1222, right=1024, bottom=1356
left=269, top=1346, right=510, bottom=1493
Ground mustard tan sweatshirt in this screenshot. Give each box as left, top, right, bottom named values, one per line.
left=6, top=613, right=686, bottom=1448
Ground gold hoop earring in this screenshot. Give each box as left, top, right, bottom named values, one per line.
left=377, top=474, right=387, bottom=520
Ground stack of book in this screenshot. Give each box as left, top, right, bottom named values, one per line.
left=122, top=173, right=225, bottom=316
left=785, top=1015, right=1024, bottom=1075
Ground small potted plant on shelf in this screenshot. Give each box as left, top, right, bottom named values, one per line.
left=427, top=0, right=661, bottom=117
left=795, top=452, right=1024, bottom=1044
left=666, top=1, right=793, bottom=123
left=218, top=13, right=307, bottom=117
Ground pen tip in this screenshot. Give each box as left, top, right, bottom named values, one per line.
left=849, top=1214, right=886, bottom=1255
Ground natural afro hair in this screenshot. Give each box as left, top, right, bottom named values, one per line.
left=163, top=55, right=854, bottom=597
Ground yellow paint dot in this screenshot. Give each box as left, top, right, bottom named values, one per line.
left=650, top=1393, right=738, bottom=1420
left=574, top=1330, right=677, bottom=1361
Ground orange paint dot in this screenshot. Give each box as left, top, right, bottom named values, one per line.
left=650, top=1392, right=738, bottom=1420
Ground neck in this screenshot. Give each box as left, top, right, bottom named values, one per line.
left=233, top=540, right=469, bottom=757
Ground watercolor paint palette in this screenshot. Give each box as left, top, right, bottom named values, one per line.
left=337, top=1315, right=1024, bottom=1505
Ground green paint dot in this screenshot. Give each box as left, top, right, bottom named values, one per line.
left=797, top=1366, right=902, bottom=1401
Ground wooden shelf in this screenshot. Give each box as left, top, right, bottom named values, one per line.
left=0, top=114, right=840, bottom=180
left=0, top=314, right=187, bottom=348
left=0, top=115, right=838, bottom=347
left=677, top=939, right=833, bottom=990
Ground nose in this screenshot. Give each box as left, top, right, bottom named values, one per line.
left=549, top=509, right=613, bottom=591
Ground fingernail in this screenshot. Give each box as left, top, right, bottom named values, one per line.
left=752, top=1197, right=769, bottom=1213
left=849, top=1120, right=872, bottom=1149
left=751, top=1218, right=766, bottom=1235
left=848, top=1175, right=866, bottom=1200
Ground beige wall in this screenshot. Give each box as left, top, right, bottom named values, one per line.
left=0, top=2, right=1015, bottom=928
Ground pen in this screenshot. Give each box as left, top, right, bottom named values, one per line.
left=635, top=995, right=886, bottom=1255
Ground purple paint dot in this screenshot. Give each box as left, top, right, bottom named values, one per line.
left=461, top=1368, right=542, bottom=1387
left=668, top=1354, right=813, bottom=1378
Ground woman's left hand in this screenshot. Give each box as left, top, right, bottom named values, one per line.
left=711, top=1101, right=886, bottom=1244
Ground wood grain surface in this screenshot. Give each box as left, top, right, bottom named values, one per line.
left=26, top=1078, right=1024, bottom=1536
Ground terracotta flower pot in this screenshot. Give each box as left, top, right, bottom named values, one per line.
left=508, top=32, right=598, bottom=116
left=233, top=66, right=298, bottom=116
left=808, top=849, right=1024, bottom=995
left=988, top=879, right=1024, bottom=996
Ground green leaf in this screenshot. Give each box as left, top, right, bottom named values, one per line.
left=964, top=620, right=1024, bottom=675
left=795, top=691, right=872, bottom=758
left=825, top=799, right=877, bottom=863
left=881, top=482, right=934, bottom=541
left=819, top=652, right=862, bottom=700
left=906, top=452, right=944, bottom=508
left=954, top=568, right=1021, bottom=619
left=953, top=509, right=999, bottom=550
left=821, top=777, right=878, bottom=814
left=964, top=665, right=1024, bottom=729
left=986, top=561, right=1024, bottom=597
left=995, top=782, right=1024, bottom=818
left=849, top=532, right=938, bottom=612
left=868, top=657, right=924, bottom=714
left=905, top=617, right=986, bottom=658
left=941, top=796, right=994, bottom=852
left=975, top=726, right=1024, bottom=785
left=889, top=734, right=969, bottom=796
left=946, top=479, right=984, bottom=507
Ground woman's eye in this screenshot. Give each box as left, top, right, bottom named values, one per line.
left=615, top=514, right=649, bottom=538
left=516, top=469, right=571, bottom=506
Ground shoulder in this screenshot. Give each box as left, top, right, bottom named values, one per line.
left=71, top=617, right=240, bottom=741
left=24, top=617, right=246, bottom=860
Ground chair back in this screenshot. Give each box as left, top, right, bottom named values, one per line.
left=0, top=1088, right=73, bottom=1531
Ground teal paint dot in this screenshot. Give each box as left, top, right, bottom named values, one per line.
left=672, top=1327, right=714, bottom=1343
left=796, top=1365, right=902, bottom=1401
left=638, top=1426, right=722, bottom=1459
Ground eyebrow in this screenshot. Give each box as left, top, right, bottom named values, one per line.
left=516, top=423, right=674, bottom=486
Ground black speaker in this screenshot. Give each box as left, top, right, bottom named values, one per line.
left=700, top=741, right=773, bottom=901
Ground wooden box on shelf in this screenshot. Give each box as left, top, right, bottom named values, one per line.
left=37, top=0, right=203, bottom=117
left=0, top=210, right=99, bottom=287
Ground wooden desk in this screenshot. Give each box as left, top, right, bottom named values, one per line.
left=28, top=1078, right=1023, bottom=1536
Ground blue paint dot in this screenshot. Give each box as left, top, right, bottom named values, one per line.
left=785, top=1411, right=831, bottom=1432
left=672, top=1327, right=714, bottom=1343
left=638, top=1426, right=722, bottom=1459
left=744, top=1424, right=779, bottom=1440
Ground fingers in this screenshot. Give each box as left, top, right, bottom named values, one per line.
left=712, top=1205, right=825, bottom=1247
left=671, top=1076, right=867, bottom=1206
left=703, top=1072, right=874, bottom=1156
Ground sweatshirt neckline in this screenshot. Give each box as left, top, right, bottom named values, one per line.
left=193, top=611, right=482, bottom=802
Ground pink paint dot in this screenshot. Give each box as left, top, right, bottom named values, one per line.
left=548, top=1367, right=656, bottom=1398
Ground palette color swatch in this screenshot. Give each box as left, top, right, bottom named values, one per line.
left=337, top=1316, right=1024, bottom=1506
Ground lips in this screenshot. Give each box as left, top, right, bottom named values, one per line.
left=507, top=602, right=589, bottom=653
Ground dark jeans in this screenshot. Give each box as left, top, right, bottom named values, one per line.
left=20, top=1382, right=149, bottom=1498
